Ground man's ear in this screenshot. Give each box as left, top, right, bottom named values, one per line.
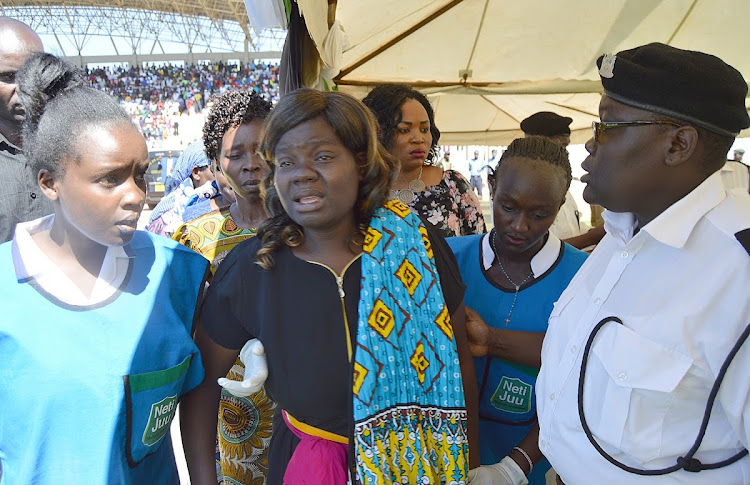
left=191, top=165, right=203, bottom=182
left=487, top=169, right=496, bottom=196
left=38, top=169, right=59, bottom=202
left=665, top=125, right=698, bottom=167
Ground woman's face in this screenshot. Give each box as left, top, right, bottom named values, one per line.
left=45, top=124, right=148, bottom=247
left=218, top=120, right=269, bottom=202
left=491, top=156, right=567, bottom=257
left=273, top=117, right=361, bottom=234
left=389, top=98, right=432, bottom=170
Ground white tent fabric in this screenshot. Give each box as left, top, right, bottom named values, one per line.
left=301, top=0, right=750, bottom=145
left=244, top=0, right=287, bottom=34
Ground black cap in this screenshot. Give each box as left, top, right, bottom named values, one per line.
left=520, top=111, right=572, bottom=136
left=597, top=43, right=750, bottom=137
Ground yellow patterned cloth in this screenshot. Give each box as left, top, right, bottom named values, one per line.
left=354, top=199, right=469, bottom=484
left=173, top=207, right=257, bottom=275
left=174, top=208, right=276, bottom=485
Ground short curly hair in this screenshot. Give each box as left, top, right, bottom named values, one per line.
left=203, top=90, right=272, bottom=161
left=362, top=84, right=440, bottom=162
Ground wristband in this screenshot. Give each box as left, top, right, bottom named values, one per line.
left=513, top=446, right=533, bottom=475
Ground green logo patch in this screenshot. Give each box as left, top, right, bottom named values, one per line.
left=142, top=394, right=177, bottom=446
left=490, top=376, right=532, bottom=414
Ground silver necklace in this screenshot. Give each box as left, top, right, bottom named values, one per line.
left=392, top=165, right=425, bottom=204
left=490, top=229, right=534, bottom=326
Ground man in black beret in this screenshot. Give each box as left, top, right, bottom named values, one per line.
left=520, top=111, right=573, bottom=147
left=536, top=43, right=750, bottom=485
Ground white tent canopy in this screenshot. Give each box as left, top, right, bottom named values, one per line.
left=298, top=0, right=750, bottom=145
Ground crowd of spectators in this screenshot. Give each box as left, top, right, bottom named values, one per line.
left=82, top=61, right=280, bottom=147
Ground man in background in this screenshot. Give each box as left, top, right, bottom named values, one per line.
left=722, top=148, right=750, bottom=193
left=468, top=149, right=484, bottom=197
left=0, top=17, right=50, bottom=243
left=733, top=148, right=745, bottom=163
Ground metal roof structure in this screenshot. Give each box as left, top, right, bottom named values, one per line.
left=0, top=0, right=285, bottom=63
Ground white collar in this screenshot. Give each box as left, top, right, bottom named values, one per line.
left=603, top=171, right=725, bottom=248
left=481, top=230, right=562, bottom=277
left=12, top=215, right=134, bottom=305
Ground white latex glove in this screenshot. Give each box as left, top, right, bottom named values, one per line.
left=217, top=338, right=268, bottom=397
left=467, top=456, right=529, bottom=485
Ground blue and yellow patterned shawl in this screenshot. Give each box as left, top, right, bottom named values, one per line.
left=354, top=199, right=469, bottom=484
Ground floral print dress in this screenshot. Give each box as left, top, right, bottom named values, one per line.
left=408, top=169, right=486, bottom=237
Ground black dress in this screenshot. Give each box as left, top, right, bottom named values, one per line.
left=200, top=222, right=465, bottom=482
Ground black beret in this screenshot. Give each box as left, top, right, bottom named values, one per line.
left=597, top=43, right=750, bottom=137
left=520, top=111, right=572, bottom=136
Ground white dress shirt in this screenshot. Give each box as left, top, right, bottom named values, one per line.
left=12, top=215, right=133, bottom=306
left=537, top=172, right=750, bottom=484
left=549, top=190, right=584, bottom=241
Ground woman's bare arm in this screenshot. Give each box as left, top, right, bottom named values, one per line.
left=452, top=301, right=481, bottom=469
left=465, top=307, right=544, bottom=368
left=180, top=324, right=239, bottom=485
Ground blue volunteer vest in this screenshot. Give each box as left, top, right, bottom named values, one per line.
left=447, top=234, right=587, bottom=485
left=0, top=230, right=207, bottom=484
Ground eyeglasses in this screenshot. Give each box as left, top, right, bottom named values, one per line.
left=591, top=120, right=681, bottom=143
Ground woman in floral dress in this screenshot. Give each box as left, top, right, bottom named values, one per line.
left=363, top=84, right=485, bottom=237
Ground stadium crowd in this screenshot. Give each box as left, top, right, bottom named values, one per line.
left=82, top=61, right=280, bottom=145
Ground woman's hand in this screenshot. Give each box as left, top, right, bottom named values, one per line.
left=465, top=307, right=491, bottom=357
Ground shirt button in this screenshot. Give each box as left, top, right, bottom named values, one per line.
left=619, top=372, right=627, bottom=381
left=550, top=393, right=556, bottom=400
left=593, top=297, right=601, bottom=305
left=570, top=345, right=577, bottom=353
left=620, top=250, right=629, bottom=259
left=540, top=440, right=548, bottom=449
left=30, top=192, right=36, bottom=199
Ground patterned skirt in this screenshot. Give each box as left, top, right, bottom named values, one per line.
left=216, top=358, right=277, bottom=485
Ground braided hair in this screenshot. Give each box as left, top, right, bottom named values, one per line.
left=494, top=136, right=573, bottom=191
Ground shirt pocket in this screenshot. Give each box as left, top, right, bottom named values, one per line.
left=123, top=353, right=194, bottom=467
left=588, top=322, right=693, bottom=464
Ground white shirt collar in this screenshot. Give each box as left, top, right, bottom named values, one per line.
left=12, top=214, right=134, bottom=305
left=481, top=230, right=562, bottom=277
left=603, top=171, right=725, bottom=248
